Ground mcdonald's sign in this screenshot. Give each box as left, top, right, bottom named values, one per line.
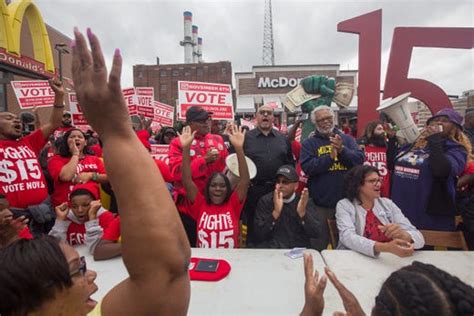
left=0, top=0, right=55, bottom=77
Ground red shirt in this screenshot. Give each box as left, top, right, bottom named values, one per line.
left=102, top=215, right=121, bottom=241
left=0, top=130, right=48, bottom=208
left=188, top=191, right=244, bottom=249
left=154, top=159, right=173, bottom=182
left=291, top=141, right=308, bottom=193
left=18, top=226, right=33, bottom=239
left=89, top=144, right=103, bottom=158
left=48, top=155, right=106, bottom=206
left=363, top=145, right=390, bottom=197
left=66, top=211, right=114, bottom=245
left=53, top=126, right=73, bottom=140
left=363, top=209, right=391, bottom=243
left=169, top=133, right=228, bottom=199
left=461, top=161, right=474, bottom=176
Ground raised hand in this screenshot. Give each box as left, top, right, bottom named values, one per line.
left=178, top=126, right=196, bottom=148
left=300, top=253, right=326, bottom=316
left=297, top=188, right=309, bottom=218
left=330, top=134, right=344, bottom=153
left=88, top=200, right=102, bottom=220
left=48, top=78, right=65, bottom=98
left=228, top=124, right=246, bottom=149
left=325, top=267, right=365, bottom=316
left=71, top=28, right=130, bottom=138
left=55, top=202, right=69, bottom=221
left=272, top=188, right=284, bottom=220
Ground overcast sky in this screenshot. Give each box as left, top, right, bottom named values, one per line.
left=35, top=0, right=473, bottom=96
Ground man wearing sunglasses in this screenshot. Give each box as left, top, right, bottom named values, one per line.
left=243, top=105, right=294, bottom=246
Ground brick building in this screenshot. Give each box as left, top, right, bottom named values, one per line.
left=133, top=61, right=232, bottom=106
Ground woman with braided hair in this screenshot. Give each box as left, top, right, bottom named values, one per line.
left=373, top=261, right=474, bottom=316
left=300, top=254, right=474, bottom=316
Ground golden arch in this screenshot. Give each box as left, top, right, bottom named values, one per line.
left=0, top=0, right=55, bottom=73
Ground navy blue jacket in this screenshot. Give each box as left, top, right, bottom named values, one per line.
left=300, top=129, right=364, bottom=208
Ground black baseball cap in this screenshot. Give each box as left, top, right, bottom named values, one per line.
left=186, top=106, right=212, bottom=122
left=275, top=165, right=299, bottom=182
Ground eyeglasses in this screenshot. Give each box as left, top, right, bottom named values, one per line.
left=69, top=256, right=87, bottom=278
left=365, top=178, right=382, bottom=185
left=258, top=110, right=273, bottom=116
left=316, top=116, right=333, bottom=124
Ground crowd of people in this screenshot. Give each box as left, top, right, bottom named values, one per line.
left=0, top=29, right=473, bottom=315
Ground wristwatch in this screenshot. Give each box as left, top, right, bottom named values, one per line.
left=92, top=172, right=98, bottom=182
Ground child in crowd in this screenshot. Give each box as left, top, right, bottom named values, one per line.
left=49, top=182, right=114, bottom=253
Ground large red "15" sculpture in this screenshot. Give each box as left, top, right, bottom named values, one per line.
left=337, top=9, right=474, bottom=137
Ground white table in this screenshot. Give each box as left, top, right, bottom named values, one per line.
left=321, top=250, right=474, bottom=314
left=78, top=247, right=323, bottom=315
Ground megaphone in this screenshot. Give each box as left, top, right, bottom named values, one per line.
left=376, top=92, right=420, bottom=143
left=224, top=154, right=257, bottom=189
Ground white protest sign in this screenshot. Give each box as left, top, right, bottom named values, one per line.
left=11, top=80, right=55, bottom=109
left=152, top=101, right=174, bottom=128
left=240, top=118, right=255, bottom=130
left=136, top=87, right=155, bottom=119
left=135, top=87, right=154, bottom=106
left=295, top=128, right=302, bottom=142
left=178, top=81, right=234, bottom=121
left=150, top=144, right=170, bottom=164
left=122, top=87, right=137, bottom=116
left=69, top=93, right=90, bottom=131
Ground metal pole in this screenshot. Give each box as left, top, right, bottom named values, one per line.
left=58, top=49, right=63, bottom=81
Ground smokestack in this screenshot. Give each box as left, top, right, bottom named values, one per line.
left=198, top=37, right=203, bottom=63
left=180, top=11, right=193, bottom=64
left=192, top=25, right=198, bottom=63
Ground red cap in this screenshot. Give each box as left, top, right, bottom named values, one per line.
left=70, top=182, right=100, bottom=200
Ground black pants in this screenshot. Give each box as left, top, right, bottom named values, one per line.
left=241, top=183, right=274, bottom=247
left=311, top=204, right=335, bottom=251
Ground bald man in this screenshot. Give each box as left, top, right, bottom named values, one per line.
left=243, top=105, right=294, bottom=246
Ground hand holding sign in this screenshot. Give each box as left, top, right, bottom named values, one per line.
left=48, top=78, right=65, bottom=100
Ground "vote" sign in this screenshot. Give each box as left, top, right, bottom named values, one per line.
left=178, top=81, right=234, bottom=121
left=69, top=93, right=90, bottom=131
left=152, top=101, right=174, bottom=127
left=11, top=81, right=55, bottom=109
